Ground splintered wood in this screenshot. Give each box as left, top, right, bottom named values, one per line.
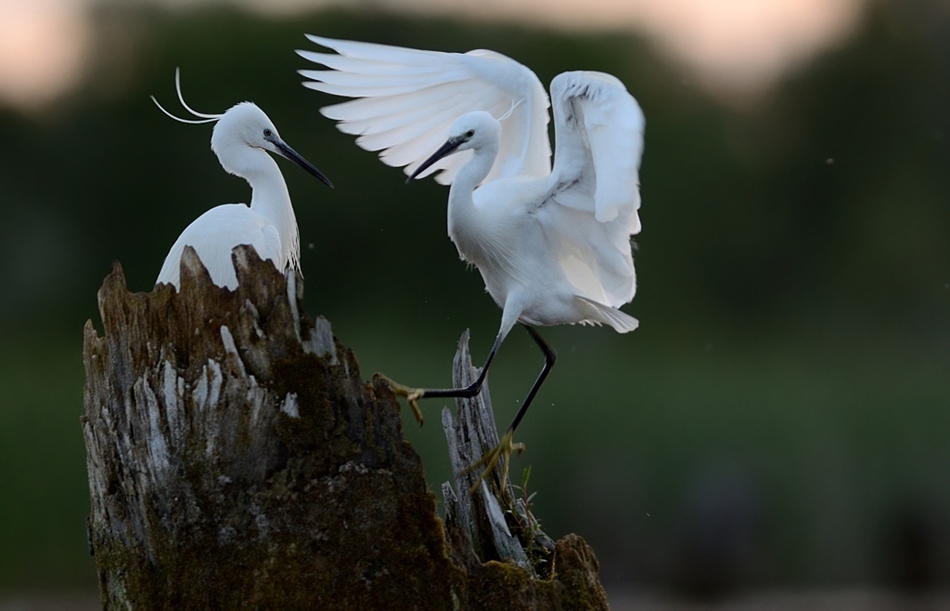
left=83, top=245, right=608, bottom=610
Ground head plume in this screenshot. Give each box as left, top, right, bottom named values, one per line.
left=151, top=68, right=222, bottom=125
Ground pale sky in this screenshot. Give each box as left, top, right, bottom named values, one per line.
left=0, top=0, right=865, bottom=109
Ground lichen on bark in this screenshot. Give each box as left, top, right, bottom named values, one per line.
left=83, top=245, right=608, bottom=610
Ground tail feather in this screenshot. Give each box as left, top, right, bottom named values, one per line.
left=576, top=296, right=639, bottom=333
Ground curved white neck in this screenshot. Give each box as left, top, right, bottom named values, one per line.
left=241, top=151, right=300, bottom=270
left=447, top=144, right=497, bottom=229
left=446, top=142, right=500, bottom=273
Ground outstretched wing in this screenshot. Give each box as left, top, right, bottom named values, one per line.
left=297, top=35, right=552, bottom=185
left=539, top=71, right=645, bottom=307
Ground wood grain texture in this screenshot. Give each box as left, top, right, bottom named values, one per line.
left=82, top=245, right=607, bottom=610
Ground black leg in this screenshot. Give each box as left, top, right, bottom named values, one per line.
left=506, top=325, right=556, bottom=434
left=418, top=332, right=504, bottom=400
left=461, top=325, right=557, bottom=494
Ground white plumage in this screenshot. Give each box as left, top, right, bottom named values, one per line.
left=299, top=36, right=643, bottom=338
left=298, top=36, right=645, bottom=473
left=154, top=75, right=332, bottom=290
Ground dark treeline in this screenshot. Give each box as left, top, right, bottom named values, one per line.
left=1, top=2, right=946, bottom=347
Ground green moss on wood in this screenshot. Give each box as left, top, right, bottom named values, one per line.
left=83, top=246, right=607, bottom=610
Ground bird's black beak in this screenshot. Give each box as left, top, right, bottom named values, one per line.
left=268, top=135, right=334, bottom=188
left=405, top=136, right=465, bottom=184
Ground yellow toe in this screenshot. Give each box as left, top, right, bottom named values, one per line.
left=381, top=375, right=426, bottom=426
left=465, top=429, right=524, bottom=495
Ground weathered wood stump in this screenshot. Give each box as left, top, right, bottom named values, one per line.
left=441, top=333, right=556, bottom=572
left=82, top=245, right=608, bottom=610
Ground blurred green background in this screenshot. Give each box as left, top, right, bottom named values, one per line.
left=1, top=0, right=949, bottom=601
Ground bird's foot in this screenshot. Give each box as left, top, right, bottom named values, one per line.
left=381, top=376, right=425, bottom=426
left=464, top=428, right=525, bottom=495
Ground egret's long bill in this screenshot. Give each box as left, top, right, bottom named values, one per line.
left=266, top=133, right=334, bottom=188
left=406, top=136, right=466, bottom=184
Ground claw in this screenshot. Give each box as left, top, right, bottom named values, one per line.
left=382, top=376, right=426, bottom=426
left=464, top=429, right=525, bottom=495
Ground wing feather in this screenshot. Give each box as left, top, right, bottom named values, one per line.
left=538, top=71, right=645, bottom=307
left=297, top=35, right=552, bottom=185
left=325, top=92, right=471, bottom=137
left=549, top=71, right=644, bottom=225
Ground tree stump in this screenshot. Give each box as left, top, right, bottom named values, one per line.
left=82, top=245, right=608, bottom=610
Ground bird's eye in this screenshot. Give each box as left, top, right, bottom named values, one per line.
left=465, top=129, right=475, bottom=138
left=263, top=128, right=273, bottom=138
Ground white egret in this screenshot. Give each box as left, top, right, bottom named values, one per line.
left=154, top=70, right=333, bottom=290
left=298, top=37, right=644, bottom=486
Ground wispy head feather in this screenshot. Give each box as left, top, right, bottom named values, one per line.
left=499, top=97, right=525, bottom=121
left=151, top=68, right=221, bottom=125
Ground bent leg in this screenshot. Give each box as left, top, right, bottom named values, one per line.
left=507, top=325, right=557, bottom=434
left=466, top=324, right=557, bottom=492
left=384, top=331, right=505, bottom=425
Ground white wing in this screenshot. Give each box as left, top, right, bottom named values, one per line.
left=297, top=35, right=552, bottom=185
left=539, top=71, right=645, bottom=307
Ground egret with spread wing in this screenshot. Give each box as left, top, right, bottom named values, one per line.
left=154, top=70, right=333, bottom=290
left=298, top=37, right=644, bottom=487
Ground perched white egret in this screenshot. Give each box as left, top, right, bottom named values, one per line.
left=298, top=37, right=644, bottom=485
left=153, top=70, right=333, bottom=290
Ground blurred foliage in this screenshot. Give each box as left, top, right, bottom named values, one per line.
left=0, top=0, right=949, bottom=596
